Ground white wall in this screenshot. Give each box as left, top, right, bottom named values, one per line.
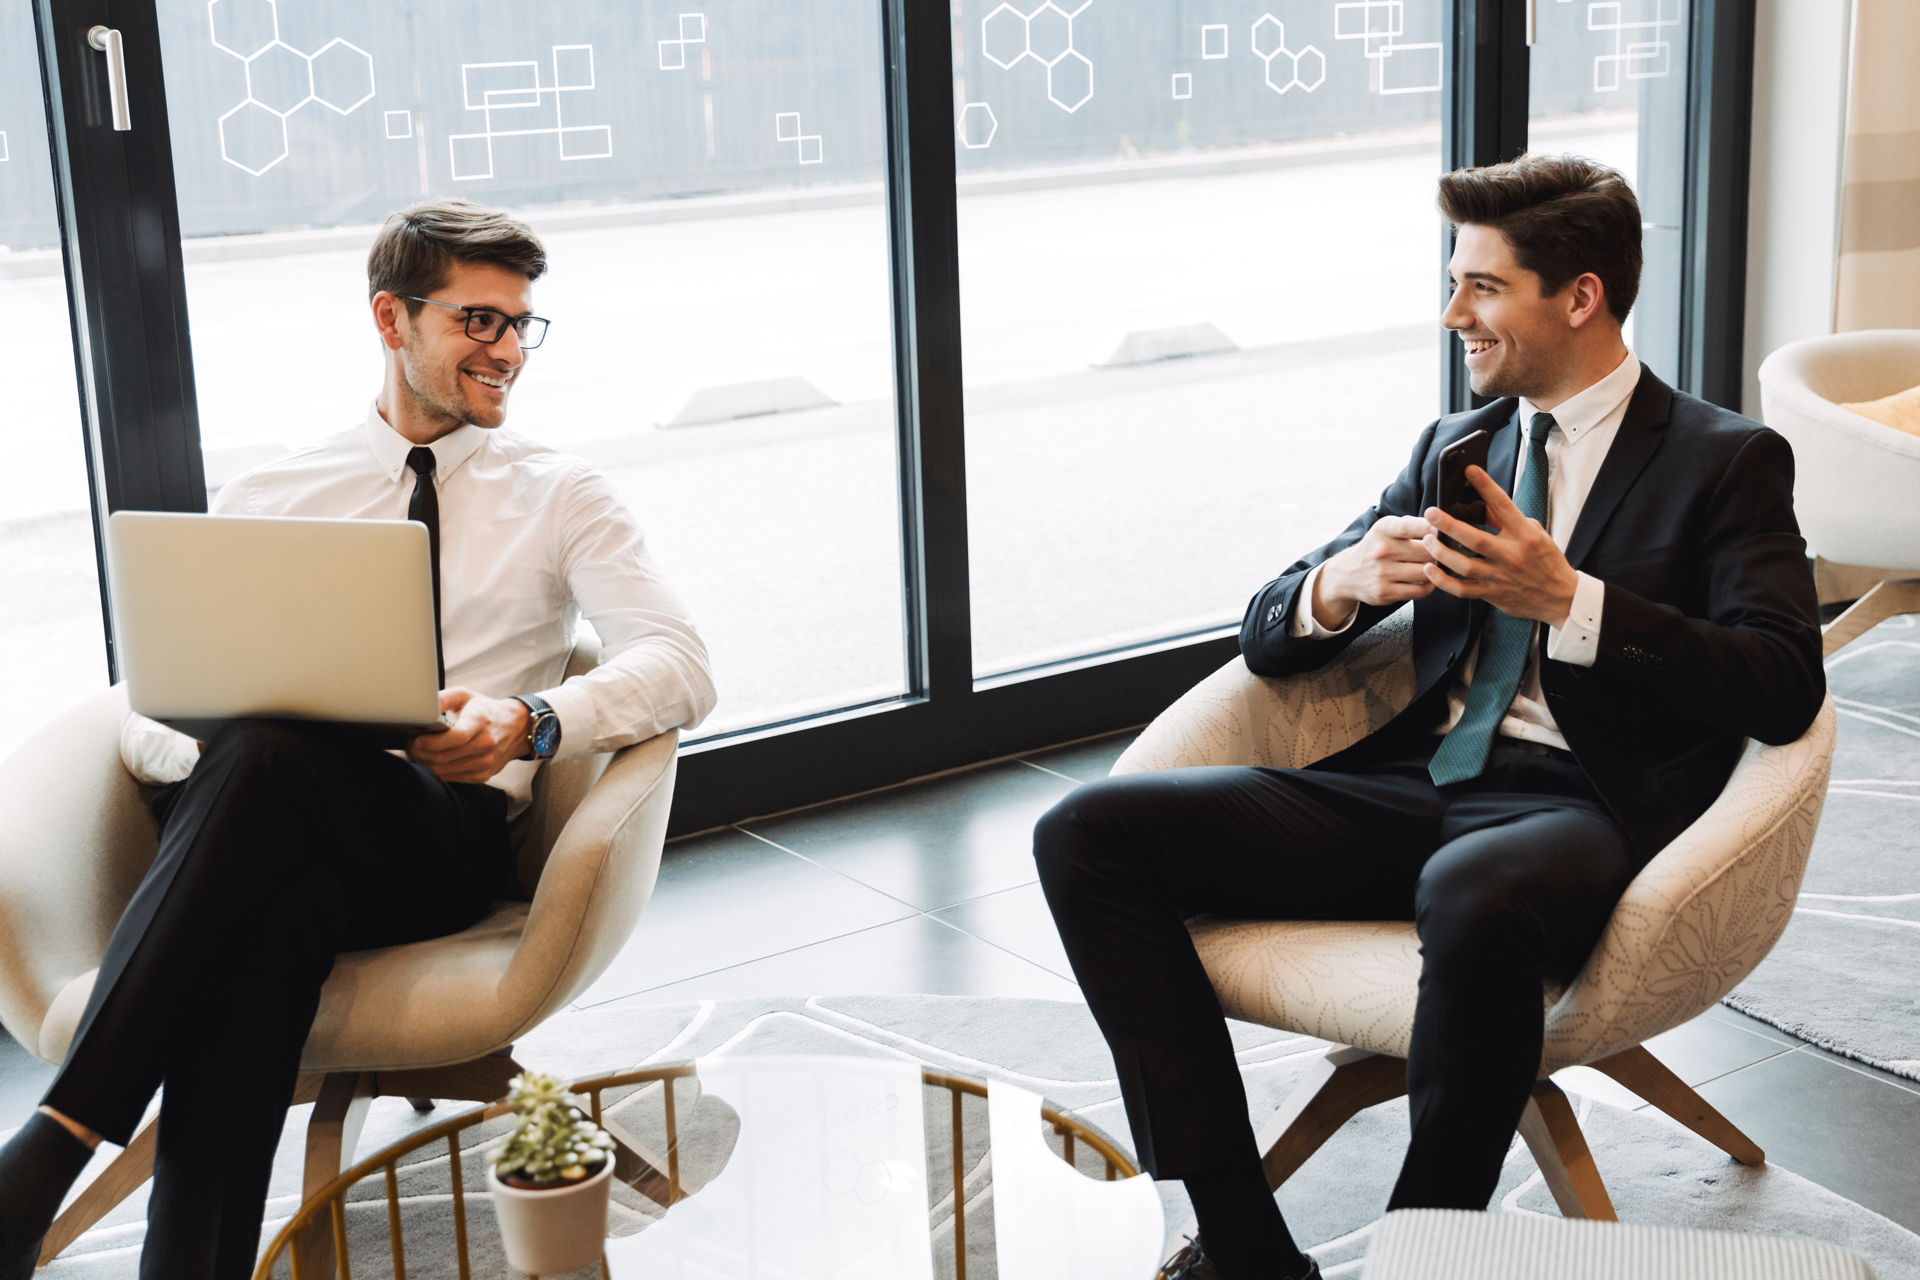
left=1741, top=0, right=1855, bottom=419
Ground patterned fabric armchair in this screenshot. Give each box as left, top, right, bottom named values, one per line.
left=1112, top=606, right=1836, bottom=1219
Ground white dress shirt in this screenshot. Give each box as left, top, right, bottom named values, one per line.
left=125, top=403, right=717, bottom=816
left=1292, top=352, right=1642, bottom=751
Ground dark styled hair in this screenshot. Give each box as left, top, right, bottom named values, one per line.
left=1436, top=154, right=1641, bottom=322
left=367, top=198, right=547, bottom=312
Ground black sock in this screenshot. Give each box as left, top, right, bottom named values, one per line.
left=0, top=1113, right=96, bottom=1263
left=1185, top=1161, right=1314, bottom=1280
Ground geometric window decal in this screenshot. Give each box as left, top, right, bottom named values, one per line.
left=1171, top=72, right=1192, bottom=98
left=1250, top=15, right=1326, bottom=94
left=1333, top=0, right=1442, bottom=95
left=449, top=44, right=612, bottom=181
left=1585, top=0, right=1680, bottom=92
left=659, top=12, right=707, bottom=71
left=980, top=0, right=1096, bottom=114
left=384, top=109, right=412, bottom=139
left=208, top=0, right=376, bottom=177
left=774, top=111, right=823, bottom=164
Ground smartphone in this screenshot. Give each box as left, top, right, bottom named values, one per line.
left=1434, top=429, right=1491, bottom=575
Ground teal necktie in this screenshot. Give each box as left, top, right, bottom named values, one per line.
left=1428, top=412, right=1556, bottom=787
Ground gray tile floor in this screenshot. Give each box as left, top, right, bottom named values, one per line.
left=5, top=726, right=1917, bottom=1236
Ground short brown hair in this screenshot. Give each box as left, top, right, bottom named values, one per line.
left=1436, top=154, right=1641, bottom=322
left=367, top=198, right=547, bottom=312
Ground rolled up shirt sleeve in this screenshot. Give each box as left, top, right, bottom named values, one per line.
left=536, top=470, right=717, bottom=759
left=1546, top=570, right=1605, bottom=668
left=1289, top=564, right=1359, bottom=639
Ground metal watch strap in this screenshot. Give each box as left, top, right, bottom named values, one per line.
left=511, top=693, right=557, bottom=760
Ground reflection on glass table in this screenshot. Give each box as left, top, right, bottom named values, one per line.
left=256, top=1061, right=1147, bottom=1280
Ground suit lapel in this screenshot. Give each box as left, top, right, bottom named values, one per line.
left=1563, top=367, right=1675, bottom=570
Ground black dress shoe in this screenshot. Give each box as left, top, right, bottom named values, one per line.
left=1156, top=1234, right=1322, bottom=1280
left=1159, top=1235, right=1220, bottom=1280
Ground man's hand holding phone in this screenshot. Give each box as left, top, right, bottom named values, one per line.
left=1312, top=514, right=1439, bottom=628
left=1421, top=466, right=1579, bottom=627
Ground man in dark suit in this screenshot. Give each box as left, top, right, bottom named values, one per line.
left=1034, top=155, right=1824, bottom=1280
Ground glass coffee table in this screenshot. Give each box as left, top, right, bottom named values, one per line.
left=254, top=1062, right=1140, bottom=1280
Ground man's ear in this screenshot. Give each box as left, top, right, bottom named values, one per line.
left=1565, top=272, right=1608, bottom=330
left=371, top=291, right=407, bottom=352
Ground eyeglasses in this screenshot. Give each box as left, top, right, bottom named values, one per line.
left=400, top=295, right=550, bottom=349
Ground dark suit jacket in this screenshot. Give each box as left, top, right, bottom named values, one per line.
left=1239, top=367, right=1825, bottom=855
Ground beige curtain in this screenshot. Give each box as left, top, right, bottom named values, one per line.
left=1836, top=0, right=1920, bottom=331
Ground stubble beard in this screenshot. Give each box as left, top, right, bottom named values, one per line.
left=398, top=328, right=506, bottom=431
left=1466, top=347, right=1542, bottom=403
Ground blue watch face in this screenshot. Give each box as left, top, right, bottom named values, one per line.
left=532, top=715, right=561, bottom=758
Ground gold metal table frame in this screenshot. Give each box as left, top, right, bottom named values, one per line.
left=253, top=1063, right=1140, bottom=1280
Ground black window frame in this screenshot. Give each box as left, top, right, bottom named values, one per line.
left=34, top=0, right=1755, bottom=836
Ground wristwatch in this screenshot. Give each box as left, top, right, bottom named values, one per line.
left=510, top=694, right=562, bottom=761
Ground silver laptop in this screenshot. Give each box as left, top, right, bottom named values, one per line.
left=107, top=512, right=445, bottom=744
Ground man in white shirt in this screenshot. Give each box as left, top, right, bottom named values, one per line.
left=1035, top=158, right=1824, bottom=1280
left=0, top=198, right=716, bottom=1280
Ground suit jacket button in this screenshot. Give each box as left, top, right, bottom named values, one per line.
left=1446, top=651, right=1457, bottom=665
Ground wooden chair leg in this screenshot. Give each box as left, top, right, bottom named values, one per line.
left=1255, top=1046, right=1408, bottom=1192
left=36, top=1114, right=159, bottom=1266
left=1821, top=577, right=1920, bottom=656
left=298, top=1071, right=374, bottom=1280
left=1517, top=1079, right=1617, bottom=1221
left=1589, top=1044, right=1765, bottom=1165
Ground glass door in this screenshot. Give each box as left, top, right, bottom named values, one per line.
left=153, top=0, right=908, bottom=739
left=952, top=0, right=1448, bottom=680
left=1527, top=0, right=1688, bottom=381
left=0, top=3, right=107, bottom=760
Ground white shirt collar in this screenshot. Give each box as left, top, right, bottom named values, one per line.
left=1519, top=350, right=1642, bottom=446
left=361, top=401, right=491, bottom=485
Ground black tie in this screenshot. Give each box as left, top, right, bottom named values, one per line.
left=405, top=446, right=445, bottom=688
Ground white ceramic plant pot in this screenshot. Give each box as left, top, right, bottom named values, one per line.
left=487, top=1160, right=612, bottom=1275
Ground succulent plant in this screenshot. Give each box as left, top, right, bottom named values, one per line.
left=493, top=1071, right=616, bottom=1187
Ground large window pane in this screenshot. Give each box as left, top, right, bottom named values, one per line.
left=954, top=0, right=1445, bottom=678
left=1529, top=0, right=1689, bottom=380
left=1, top=7, right=108, bottom=760
left=152, top=0, right=904, bottom=737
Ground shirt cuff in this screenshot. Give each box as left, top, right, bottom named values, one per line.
left=119, top=712, right=200, bottom=785
left=537, top=678, right=597, bottom=762
left=1546, top=571, right=1604, bottom=668
left=1290, top=564, right=1359, bottom=639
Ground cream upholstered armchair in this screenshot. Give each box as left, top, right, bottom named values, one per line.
left=0, top=639, right=677, bottom=1272
left=1759, top=328, right=1920, bottom=654
left=1111, top=607, right=1836, bottom=1219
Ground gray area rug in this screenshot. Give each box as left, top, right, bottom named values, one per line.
left=1727, top=615, right=1920, bottom=1080
left=43, top=996, right=1920, bottom=1279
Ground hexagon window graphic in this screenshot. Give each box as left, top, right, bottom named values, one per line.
left=978, top=0, right=1095, bottom=114
left=246, top=41, right=313, bottom=115
left=209, top=0, right=277, bottom=58
left=956, top=101, right=997, bottom=150
left=208, top=0, right=377, bottom=176
left=1250, top=14, right=1325, bottom=95
left=1026, top=5, right=1072, bottom=64
left=311, top=39, right=376, bottom=114
left=219, top=100, right=289, bottom=177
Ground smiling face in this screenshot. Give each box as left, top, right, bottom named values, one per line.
left=376, top=258, right=533, bottom=436
left=1442, top=223, right=1615, bottom=407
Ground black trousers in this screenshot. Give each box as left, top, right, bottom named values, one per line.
left=42, top=720, right=512, bottom=1279
left=1033, top=739, right=1644, bottom=1210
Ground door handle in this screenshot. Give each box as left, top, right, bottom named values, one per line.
left=87, top=25, right=131, bottom=131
